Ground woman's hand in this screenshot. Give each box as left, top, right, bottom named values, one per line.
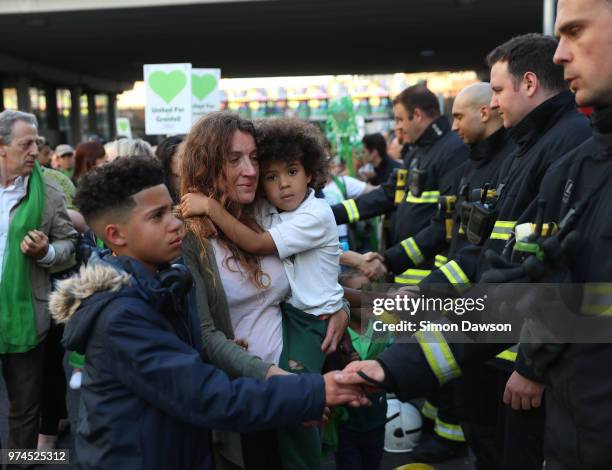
left=181, top=193, right=212, bottom=218
left=321, top=308, right=349, bottom=354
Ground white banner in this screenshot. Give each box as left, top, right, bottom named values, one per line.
left=192, top=68, right=221, bottom=123
left=144, top=63, right=192, bottom=135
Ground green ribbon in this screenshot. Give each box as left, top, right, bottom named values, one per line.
left=0, top=162, right=45, bottom=353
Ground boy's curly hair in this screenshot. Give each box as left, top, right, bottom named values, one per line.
left=74, top=155, right=163, bottom=224
left=255, top=118, right=329, bottom=190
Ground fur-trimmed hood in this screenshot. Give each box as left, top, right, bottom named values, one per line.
left=50, top=261, right=131, bottom=324
left=49, top=254, right=168, bottom=355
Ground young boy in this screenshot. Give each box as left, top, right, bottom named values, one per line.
left=49, top=155, right=364, bottom=470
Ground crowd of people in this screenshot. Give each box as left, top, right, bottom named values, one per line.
left=0, top=0, right=611, bottom=469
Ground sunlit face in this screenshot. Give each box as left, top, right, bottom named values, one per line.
left=221, top=131, right=258, bottom=205
left=393, top=102, right=429, bottom=144
left=0, top=120, right=39, bottom=180
left=261, top=159, right=311, bottom=212
left=451, top=95, right=486, bottom=144
left=490, top=61, right=532, bottom=128
left=554, top=0, right=612, bottom=107
left=57, top=152, right=74, bottom=171
left=113, top=184, right=183, bottom=273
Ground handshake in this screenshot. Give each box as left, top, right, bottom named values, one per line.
left=322, top=360, right=388, bottom=407
left=340, top=251, right=388, bottom=281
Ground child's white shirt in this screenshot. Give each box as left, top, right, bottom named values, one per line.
left=255, top=189, right=344, bottom=316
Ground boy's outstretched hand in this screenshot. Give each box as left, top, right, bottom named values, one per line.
left=181, top=193, right=213, bottom=218
left=323, top=371, right=370, bottom=408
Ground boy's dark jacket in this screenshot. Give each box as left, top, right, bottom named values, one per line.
left=50, top=254, right=325, bottom=470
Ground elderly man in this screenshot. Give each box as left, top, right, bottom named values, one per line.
left=0, top=110, right=78, bottom=451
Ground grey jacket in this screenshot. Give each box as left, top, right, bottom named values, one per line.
left=8, top=173, right=78, bottom=340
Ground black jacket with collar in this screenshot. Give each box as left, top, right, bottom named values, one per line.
left=383, top=126, right=515, bottom=275
left=332, top=116, right=468, bottom=249
left=422, top=91, right=592, bottom=287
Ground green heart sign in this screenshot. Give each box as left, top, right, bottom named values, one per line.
left=149, top=70, right=187, bottom=104
left=118, top=120, right=129, bottom=133
left=192, top=73, right=218, bottom=101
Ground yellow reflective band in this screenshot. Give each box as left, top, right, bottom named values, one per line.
left=440, top=260, right=471, bottom=294
left=406, top=190, right=441, bottom=204
left=380, top=310, right=400, bottom=324
left=580, top=284, right=612, bottom=315
left=490, top=220, right=517, bottom=240
left=394, top=190, right=406, bottom=205
left=422, top=400, right=438, bottom=420
left=496, top=349, right=518, bottom=362
left=401, top=237, right=425, bottom=266
left=342, top=199, right=360, bottom=223
left=395, top=170, right=408, bottom=204
left=434, top=417, right=466, bottom=442
left=394, top=269, right=432, bottom=285
left=435, top=254, right=448, bottom=268
left=415, top=330, right=462, bottom=385
left=459, top=226, right=465, bottom=235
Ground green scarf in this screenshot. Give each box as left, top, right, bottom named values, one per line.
left=0, top=162, right=45, bottom=353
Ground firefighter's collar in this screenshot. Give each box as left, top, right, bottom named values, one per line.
left=470, top=126, right=508, bottom=166
left=592, top=105, right=612, bottom=156
left=415, top=116, right=449, bottom=147
left=509, top=90, right=575, bottom=155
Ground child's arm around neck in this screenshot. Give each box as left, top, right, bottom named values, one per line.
left=181, top=192, right=277, bottom=255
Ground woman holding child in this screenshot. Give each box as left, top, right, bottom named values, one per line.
left=179, top=112, right=350, bottom=470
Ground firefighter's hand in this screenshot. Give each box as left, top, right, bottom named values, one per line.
left=335, top=360, right=386, bottom=394
left=323, top=371, right=370, bottom=408
left=20, top=230, right=49, bottom=259
left=361, top=257, right=387, bottom=280
left=503, top=371, right=544, bottom=410
left=481, top=250, right=529, bottom=283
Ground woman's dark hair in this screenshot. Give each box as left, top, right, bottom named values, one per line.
left=72, top=142, right=105, bottom=183
left=155, top=135, right=184, bottom=203
left=179, top=111, right=268, bottom=288
left=256, top=118, right=329, bottom=190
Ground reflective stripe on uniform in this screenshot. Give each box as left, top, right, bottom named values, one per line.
left=415, top=330, right=461, bottom=385
left=341, top=199, right=360, bottom=223
left=490, top=220, right=516, bottom=240
left=394, top=269, right=432, bottom=285
left=406, top=190, right=441, bottom=204
left=401, top=237, right=425, bottom=266
left=440, top=260, right=471, bottom=294
left=581, top=283, right=612, bottom=316
left=496, top=348, right=517, bottom=362
left=435, top=254, right=448, bottom=268
left=421, top=400, right=438, bottom=420
left=434, top=417, right=466, bottom=442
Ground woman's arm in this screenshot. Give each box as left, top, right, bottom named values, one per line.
left=182, top=193, right=277, bottom=255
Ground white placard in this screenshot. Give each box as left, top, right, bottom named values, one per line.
left=192, top=68, right=221, bottom=123
left=144, top=63, right=192, bottom=135
left=115, top=117, right=133, bottom=139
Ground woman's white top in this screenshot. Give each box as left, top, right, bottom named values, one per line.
left=210, top=238, right=289, bottom=366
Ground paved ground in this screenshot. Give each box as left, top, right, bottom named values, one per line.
left=0, top=362, right=474, bottom=469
